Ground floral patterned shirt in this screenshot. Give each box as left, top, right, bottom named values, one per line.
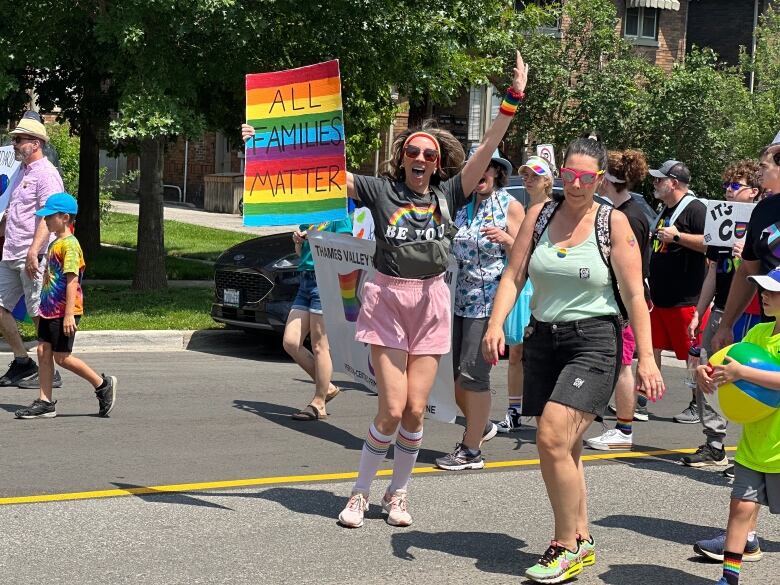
left=453, top=188, right=513, bottom=318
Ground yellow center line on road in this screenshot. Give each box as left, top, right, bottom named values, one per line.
left=0, top=446, right=736, bottom=506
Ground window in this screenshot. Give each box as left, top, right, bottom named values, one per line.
left=515, top=0, right=562, bottom=30
left=624, top=7, right=658, bottom=40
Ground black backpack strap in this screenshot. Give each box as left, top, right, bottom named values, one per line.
left=431, top=184, right=459, bottom=242
left=532, top=200, right=560, bottom=246
left=595, top=204, right=628, bottom=320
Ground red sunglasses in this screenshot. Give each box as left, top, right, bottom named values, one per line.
left=404, top=144, right=439, bottom=163
left=560, top=167, right=604, bottom=185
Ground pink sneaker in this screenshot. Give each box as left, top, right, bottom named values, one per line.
left=338, top=492, right=368, bottom=528
left=382, top=489, right=412, bottom=527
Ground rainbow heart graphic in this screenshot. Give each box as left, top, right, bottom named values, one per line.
left=734, top=222, right=748, bottom=239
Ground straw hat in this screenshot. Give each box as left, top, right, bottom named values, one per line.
left=9, top=118, right=49, bottom=143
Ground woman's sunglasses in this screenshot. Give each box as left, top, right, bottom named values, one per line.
left=404, top=144, right=439, bottom=163
left=560, top=167, right=604, bottom=185
left=723, top=182, right=749, bottom=192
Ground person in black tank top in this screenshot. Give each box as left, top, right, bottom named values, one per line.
left=585, top=149, right=650, bottom=452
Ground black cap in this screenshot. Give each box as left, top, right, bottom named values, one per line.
left=649, top=160, right=691, bottom=184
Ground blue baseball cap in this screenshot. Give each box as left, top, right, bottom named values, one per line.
left=749, top=268, right=780, bottom=292
left=35, top=193, right=78, bottom=217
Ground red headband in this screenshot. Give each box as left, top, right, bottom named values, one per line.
left=403, top=131, right=442, bottom=169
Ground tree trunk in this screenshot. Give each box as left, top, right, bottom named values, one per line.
left=75, top=117, right=101, bottom=262
left=132, top=137, right=167, bottom=290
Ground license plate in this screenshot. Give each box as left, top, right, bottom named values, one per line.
left=223, top=288, right=240, bottom=307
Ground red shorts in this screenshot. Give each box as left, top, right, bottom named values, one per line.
left=650, top=305, right=709, bottom=361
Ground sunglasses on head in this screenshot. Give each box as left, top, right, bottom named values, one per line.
left=560, top=167, right=604, bottom=185
left=404, top=144, right=439, bottom=163
left=723, top=181, right=749, bottom=191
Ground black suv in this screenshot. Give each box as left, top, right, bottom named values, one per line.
left=211, top=232, right=300, bottom=334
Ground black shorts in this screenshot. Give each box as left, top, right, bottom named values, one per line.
left=37, top=316, right=81, bottom=353
left=522, top=315, right=622, bottom=417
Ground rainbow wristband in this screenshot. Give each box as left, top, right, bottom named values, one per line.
left=499, top=88, right=524, bottom=117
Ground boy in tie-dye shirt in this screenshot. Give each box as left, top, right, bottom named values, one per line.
left=14, top=193, right=117, bottom=420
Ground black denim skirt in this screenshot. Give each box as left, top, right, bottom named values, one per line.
left=521, top=315, right=622, bottom=417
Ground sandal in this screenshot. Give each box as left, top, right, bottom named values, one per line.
left=291, top=404, right=327, bottom=421
left=325, top=386, right=341, bottom=404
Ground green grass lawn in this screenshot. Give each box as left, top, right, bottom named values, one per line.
left=101, top=212, right=253, bottom=262
left=19, top=285, right=218, bottom=339
left=88, top=246, right=215, bottom=280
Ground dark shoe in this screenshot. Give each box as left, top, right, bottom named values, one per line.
left=673, top=400, right=700, bottom=424
left=15, top=399, right=57, bottom=419
left=496, top=407, right=522, bottom=433
left=681, top=444, right=729, bottom=467
left=18, top=370, right=62, bottom=389
left=435, top=444, right=485, bottom=471
left=0, top=359, right=38, bottom=387
left=693, top=531, right=762, bottom=562
left=723, top=465, right=735, bottom=479
left=95, top=374, right=117, bottom=417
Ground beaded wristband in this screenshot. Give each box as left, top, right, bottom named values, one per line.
left=499, top=88, right=524, bottom=117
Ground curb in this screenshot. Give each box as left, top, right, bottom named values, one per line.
left=0, top=329, right=687, bottom=366
left=0, top=329, right=244, bottom=354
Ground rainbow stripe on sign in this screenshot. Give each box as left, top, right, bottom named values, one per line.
left=337, top=269, right=362, bottom=322
left=244, top=60, right=348, bottom=226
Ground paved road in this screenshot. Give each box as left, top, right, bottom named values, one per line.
left=0, top=334, right=776, bottom=584
left=110, top=200, right=294, bottom=236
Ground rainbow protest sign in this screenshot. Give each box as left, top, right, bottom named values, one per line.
left=244, top=60, right=348, bottom=226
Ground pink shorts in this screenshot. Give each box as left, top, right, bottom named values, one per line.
left=621, top=324, right=636, bottom=366
left=354, top=272, right=451, bottom=355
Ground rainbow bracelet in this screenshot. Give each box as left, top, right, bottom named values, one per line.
left=499, top=88, right=524, bottom=117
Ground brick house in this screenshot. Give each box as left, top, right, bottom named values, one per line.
left=421, top=1, right=690, bottom=172
left=687, top=1, right=776, bottom=91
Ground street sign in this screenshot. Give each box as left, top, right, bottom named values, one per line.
left=536, top=144, right=556, bottom=171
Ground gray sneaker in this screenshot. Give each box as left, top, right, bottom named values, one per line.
left=435, top=444, right=485, bottom=471
left=18, top=370, right=62, bottom=389
left=673, top=400, right=700, bottom=424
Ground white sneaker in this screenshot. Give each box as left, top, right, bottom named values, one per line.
left=338, top=492, right=368, bottom=528
left=382, top=489, right=412, bottom=527
left=584, top=428, right=632, bottom=451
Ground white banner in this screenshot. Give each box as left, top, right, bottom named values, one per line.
left=311, top=231, right=457, bottom=423
left=0, top=145, right=21, bottom=213
left=703, top=200, right=755, bottom=247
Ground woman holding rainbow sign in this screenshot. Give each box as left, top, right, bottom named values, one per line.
left=331, top=51, right=528, bottom=529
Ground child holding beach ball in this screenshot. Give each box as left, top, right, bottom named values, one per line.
left=697, top=267, right=780, bottom=585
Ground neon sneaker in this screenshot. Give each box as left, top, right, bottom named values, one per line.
left=525, top=541, right=583, bottom=583
left=584, top=428, right=632, bottom=451
left=693, top=531, right=762, bottom=562
left=496, top=407, right=522, bottom=433
left=338, top=492, right=368, bottom=528
left=577, top=534, right=595, bottom=567
left=381, top=489, right=412, bottom=527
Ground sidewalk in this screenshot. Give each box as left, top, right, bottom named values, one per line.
left=110, top=200, right=295, bottom=236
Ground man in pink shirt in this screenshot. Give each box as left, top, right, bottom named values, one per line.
left=0, top=117, right=63, bottom=387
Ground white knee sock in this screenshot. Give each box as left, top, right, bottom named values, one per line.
left=353, top=423, right=394, bottom=495
left=388, top=426, right=423, bottom=494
